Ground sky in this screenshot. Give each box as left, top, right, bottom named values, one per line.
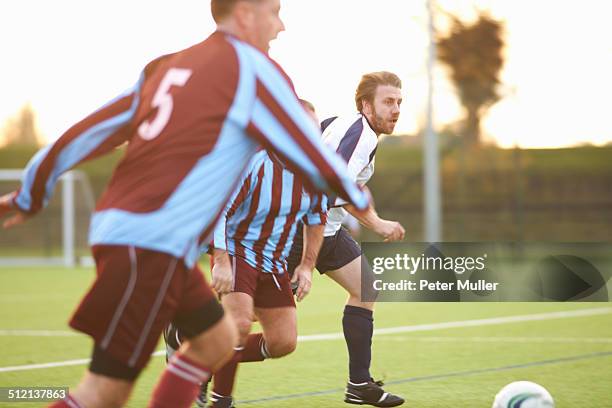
left=1, top=0, right=611, bottom=148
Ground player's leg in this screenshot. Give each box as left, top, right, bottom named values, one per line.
left=326, top=256, right=376, bottom=384
left=208, top=291, right=254, bottom=407
left=210, top=274, right=298, bottom=406
left=321, top=231, right=404, bottom=407
left=147, top=255, right=236, bottom=408
left=163, top=265, right=238, bottom=407
left=254, top=305, right=297, bottom=357
left=327, top=256, right=375, bottom=310
left=210, top=266, right=297, bottom=407
left=208, top=254, right=260, bottom=408
left=252, top=271, right=298, bottom=358
left=319, top=228, right=373, bottom=385
left=162, top=295, right=246, bottom=408
left=49, top=372, right=132, bottom=408
left=152, top=307, right=235, bottom=408
left=149, top=317, right=233, bottom=408
left=162, top=258, right=254, bottom=408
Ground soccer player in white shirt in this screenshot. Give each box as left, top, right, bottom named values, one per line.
left=288, top=72, right=406, bottom=407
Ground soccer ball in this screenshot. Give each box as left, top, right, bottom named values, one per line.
left=492, top=381, right=555, bottom=408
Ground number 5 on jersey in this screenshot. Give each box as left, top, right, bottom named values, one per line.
left=138, top=68, right=193, bottom=141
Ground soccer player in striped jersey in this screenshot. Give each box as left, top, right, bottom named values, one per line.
left=0, top=2, right=368, bottom=407
left=288, top=72, right=406, bottom=407
left=165, top=100, right=327, bottom=408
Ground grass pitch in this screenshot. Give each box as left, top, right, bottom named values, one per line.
left=0, top=266, right=611, bottom=407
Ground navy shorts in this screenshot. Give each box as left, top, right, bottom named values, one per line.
left=287, top=224, right=361, bottom=276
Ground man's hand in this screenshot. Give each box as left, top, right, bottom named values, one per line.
left=290, top=264, right=313, bottom=302
left=375, top=220, right=406, bottom=242
left=211, top=251, right=233, bottom=295
left=344, top=196, right=405, bottom=242
left=0, top=192, right=29, bottom=229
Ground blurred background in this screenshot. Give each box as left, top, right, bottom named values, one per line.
left=1, top=0, right=611, bottom=262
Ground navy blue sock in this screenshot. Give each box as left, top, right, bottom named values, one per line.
left=342, top=305, right=373, bottom=383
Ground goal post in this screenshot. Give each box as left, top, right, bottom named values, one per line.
left=0, top=169, right=95, bottom=267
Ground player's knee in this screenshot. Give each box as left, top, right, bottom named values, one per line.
left=266, top=333, right=297, bottom=358
left=72, top=372, right=133, bottom=408
left=215, top=319, right=238, bottom=364
left=347, top=294, right=375, bottom=311
left=219, top=317, right=239, bottom=354
left=233, top=316, right=253, bottom=342
left=348, top=280, right=365, bottom=301
left=347, top=288, right=367, bottom=305
left=186, top=316, right=237, bottom=367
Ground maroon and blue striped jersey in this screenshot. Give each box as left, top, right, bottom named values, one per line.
left=13, top=31, right=367, bottom=268
left=212, top=150, right=327, bottom=274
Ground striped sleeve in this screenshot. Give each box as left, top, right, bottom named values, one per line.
left=303, top=193, right=328, bottom=226
left=241, top=47, right=368, bottom=211
left=13, top=75, right=144, bottom=214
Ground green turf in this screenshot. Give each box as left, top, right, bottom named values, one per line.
left=0, top=266, right=611, bottom=407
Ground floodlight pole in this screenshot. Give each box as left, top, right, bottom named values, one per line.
left=424, top=0, right=442, bottom=242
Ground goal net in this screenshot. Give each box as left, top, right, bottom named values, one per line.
left=0, top=169, right=95, bottom=267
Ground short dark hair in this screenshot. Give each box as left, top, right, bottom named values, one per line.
left=211, top=0, right=258, bottom=23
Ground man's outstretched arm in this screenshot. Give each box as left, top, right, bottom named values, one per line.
left=0, top=77, right=144, bottom=227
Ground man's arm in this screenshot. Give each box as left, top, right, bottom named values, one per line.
left=291, top=224, right=325, bottom=302
left=344, top=195, right=405, bottom=242
left=291, top=192, right=327, bottom=301
left=0, top=75, right=144, bottom=227
left=209, top=207, right=234, bottom=295
left=211, top=247, right=233, bottom=295
left=208, top=159, right=262, bottom=294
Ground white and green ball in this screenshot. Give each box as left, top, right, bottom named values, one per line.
left=492, top=381, right=554, bottom=408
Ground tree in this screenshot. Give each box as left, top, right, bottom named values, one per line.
left=2, top=103, right=42, bottom=146
left=437, top=12, right=505, bottom=145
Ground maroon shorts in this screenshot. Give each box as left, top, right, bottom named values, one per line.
left=69, top=245, right=221, bottom=371
left=228, top=255, right=295, bottom=308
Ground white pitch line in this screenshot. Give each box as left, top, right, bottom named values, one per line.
left=1, top=307, right=610, bottom=373
left=297, top=307, right=612, bottom=342
left=0, top=358, right=92, bottom=372
left=376, top=336, right=612, bottom=344
left=0, top=330, right=78, bottom=337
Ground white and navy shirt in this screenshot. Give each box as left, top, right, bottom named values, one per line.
left=320, top=114, right=378, bottom=237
